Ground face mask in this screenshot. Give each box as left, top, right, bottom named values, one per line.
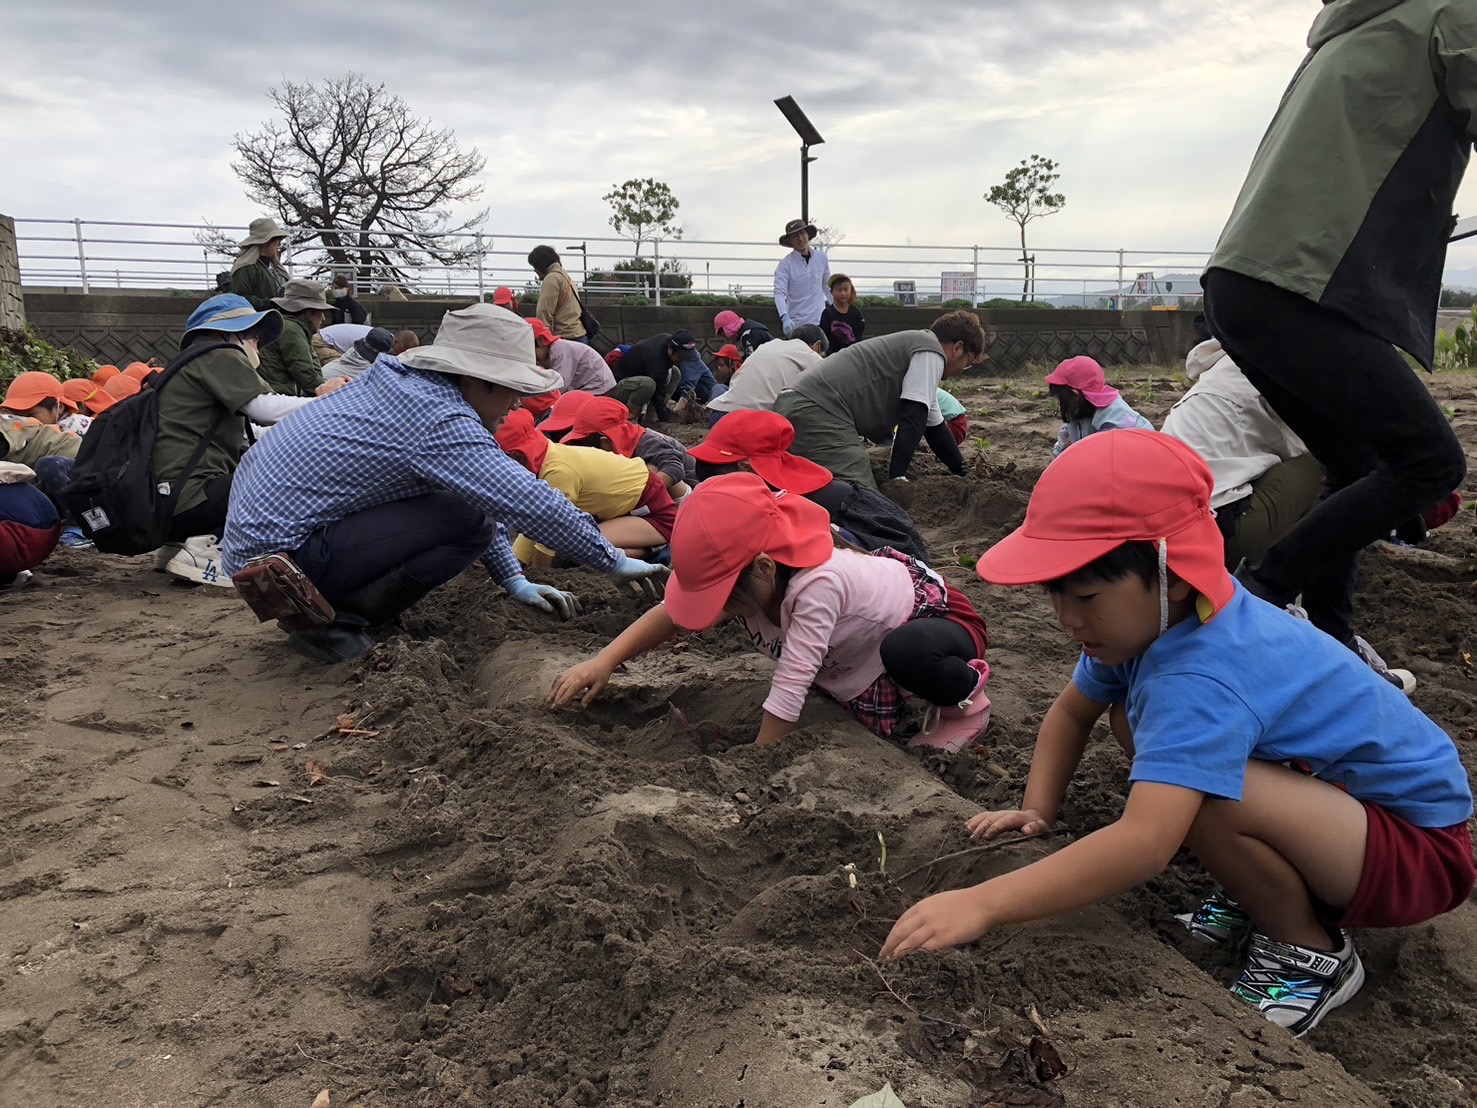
left=332, top=288, right=348, bottom=299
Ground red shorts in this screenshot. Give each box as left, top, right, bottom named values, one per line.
left=0, top=520, right=61, bottom=575
left=637, top=471, right=678, bottom=541
left=1327, top=803, right=1475, bottom=929
left=945, top=413, right=969, bottom=445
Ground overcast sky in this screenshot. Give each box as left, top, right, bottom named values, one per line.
left=5, top=0, right=1477, bottom=291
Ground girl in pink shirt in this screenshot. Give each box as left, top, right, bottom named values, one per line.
left=552, top=472, right=991, bottom=751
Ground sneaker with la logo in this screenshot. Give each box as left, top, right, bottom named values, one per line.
left=1232, top=929, right=1365, bottom=1036
left=164, top=535, right=233, bottom=588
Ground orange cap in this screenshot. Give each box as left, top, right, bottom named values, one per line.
left=104, top=374, right=142, bottom=400
left=61, top=377, right=118, bottom=415
left=3, top=371, right=77, bottom=412
left=92, top=365, right=121, bottom=386
left=123, top=363, right=153, bottom=382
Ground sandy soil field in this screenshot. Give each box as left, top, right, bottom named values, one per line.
left=3, top=366, right=1477, bottom=1108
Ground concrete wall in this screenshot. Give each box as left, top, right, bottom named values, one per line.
left=22, top=291, right=1200, bottom=372
left=0, top=217, right=25, bottom=330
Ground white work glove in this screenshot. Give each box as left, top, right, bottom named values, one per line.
left=503, top=574, right=582, bottom=620
left=609, top=555, right=667, bottom=601
left=780, top=314, right=795, bottom=338
left=1055, top=425, right=1071, bottom=455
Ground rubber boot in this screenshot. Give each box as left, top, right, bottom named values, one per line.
left=287, top=565, right=435, bottom=664
left=909, top=659, right=991, bottom=754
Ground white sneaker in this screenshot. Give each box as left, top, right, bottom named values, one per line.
left=152, top=543, right=184, bottom=572
left=164, top=535, right=232, bottom=588
left=1352, top=635, right=1417, bottom=696
left=1233, top=929, right=1365, bottom=1036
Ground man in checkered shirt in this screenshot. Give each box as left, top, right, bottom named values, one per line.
left=223, top=304, right=666, bottom=662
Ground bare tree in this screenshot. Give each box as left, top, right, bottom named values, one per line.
left=231, top=74, right=487, bottom=287
left=813, top=224, right=847, bottom=251
left=986, top=155, right=1066, bottom=301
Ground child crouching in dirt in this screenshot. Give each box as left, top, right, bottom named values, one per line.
left=880, top=431, right=1475, bottom=1038
left=1047, top=356, right=1153, bottom=455
left=495, top=409, right=678, bottom=565
left=551, top=472, right=990, bottom=752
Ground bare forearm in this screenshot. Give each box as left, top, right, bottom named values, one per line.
left=596, top=605, right=679, bottom=668
left=756, top=711, right=797, bottom=747
left=1021, top=696, right=1100, bottom=823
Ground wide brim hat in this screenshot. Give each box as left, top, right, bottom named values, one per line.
left=238, top=217, right=289, bottom=248
left=272, top=279, right=333, bottom=314
left=665, top=473, right=835, bottom=631
left=976, top=430, right=1235, bottom=618
left=1045, top=356, right=1120, bottom=408
left=400, top=303, right=562, bottom=395
left=182, top=294, right=284, bottom=347
left=689, top=409, right=831, bottom=495
left=779, top=218, right=819, bottom=246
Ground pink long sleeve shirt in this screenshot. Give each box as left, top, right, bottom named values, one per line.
left=740, top=549, right=914, bottom=721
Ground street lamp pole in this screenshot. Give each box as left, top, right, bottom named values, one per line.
left=774, top=96, right=825, bottom=223
left=565, top=242, right=588, bottom=286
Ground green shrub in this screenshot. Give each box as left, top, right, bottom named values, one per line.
left=1436, top=306, right=1477, bottom=370
left=664, top=293, right=741, bottom=306
left=619, top=296, right=651, bottom=307
left=737, top=294, right=775, bottom=307
left=941, top=298, right=975, bottom=310
left=858, top=296, right=904, bottom=308
left=0, top=326, right=98, bottom=387
left=981, top=297, right=1056, bottom=310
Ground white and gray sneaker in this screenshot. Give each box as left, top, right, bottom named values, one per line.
left=1232, top=929, right=1365, bottom=1036
left=1352, top=635, right=1417, bottom=696
left=164, top=535, right=232, bottom=588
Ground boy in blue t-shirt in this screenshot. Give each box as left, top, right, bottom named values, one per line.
left=881, top=430, right=1475, bottom=1037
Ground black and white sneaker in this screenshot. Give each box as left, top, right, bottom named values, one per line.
left=1232, top=929, right=1365, bottom=1036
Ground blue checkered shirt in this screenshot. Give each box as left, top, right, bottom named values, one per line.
left=222, top=356, right=621, bottom=582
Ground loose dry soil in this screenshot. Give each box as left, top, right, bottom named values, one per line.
left=4, top=367, right=1477, bottom=1108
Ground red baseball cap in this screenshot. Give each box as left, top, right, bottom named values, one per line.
left=566, top=395, right=644, bottom=456
left=538, top=389, right=596, bottom=436
left=493, top=407, right=550, bottom=472
left=716, top=344, right=743, bottom=362
left=1045, top=356, right=1120, bottom=407
left=3, top=371, right=77, bottom=412
left=521, top=389, right=561, bottom=421
left=976, top=430, right=1234, bottom=617
left=61, top=377, right=117, bottom=415
left=689, top=410, right=832, bottom=495
left=527, top=317, right=559, bottom=347
left=665, top=473, right=836, bottom=631
left=492, top=286, right=518, bottom=307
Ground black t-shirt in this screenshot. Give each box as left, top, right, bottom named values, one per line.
left=819, top=304, right=866, bottom=351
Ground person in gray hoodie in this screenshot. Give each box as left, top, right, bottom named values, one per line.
left=321, top=327, right=395, bottom=382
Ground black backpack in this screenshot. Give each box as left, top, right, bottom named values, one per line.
left=60, top=342, right=234, bottom=555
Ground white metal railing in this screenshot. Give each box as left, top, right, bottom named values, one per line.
left=14, top=217, right=1222, bottom=308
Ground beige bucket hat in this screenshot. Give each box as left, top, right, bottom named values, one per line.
left=271, top=279, right=332, bottom=314
left=398, top=304, right=563, bottom=394
left=238, top=217, right=289, bottom=248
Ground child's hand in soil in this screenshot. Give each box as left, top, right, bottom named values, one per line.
left=967, top=808, right=1050, bottom=841
left=551, top=660, right=613, bottom=708
left=880, top=886, right=991, bottom=959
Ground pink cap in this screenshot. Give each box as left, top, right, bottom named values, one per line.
left=1045, top=356, right=1121, bottom=408
left=713, top=310, right=743, bottom=339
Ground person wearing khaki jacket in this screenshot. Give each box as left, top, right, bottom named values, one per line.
left=527, top=245, right=587, bottom=341
left=1204, top=0, right=1477, bottom=661
left=258, top=279, right=335, bottom=397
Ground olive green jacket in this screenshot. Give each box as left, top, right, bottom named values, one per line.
left=1207, top=0, right=1477, bottom=367
left=256, top=317, right=322, bottom=397
left=230, top=258, right=286, bottom=311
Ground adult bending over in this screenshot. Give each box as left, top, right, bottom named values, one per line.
left=775, top=310, right=986, bottom=489
left=222, top=305, right=664, bottom=662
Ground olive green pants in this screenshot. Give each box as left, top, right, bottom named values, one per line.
left=1221, top=452, right=1325, bottom=571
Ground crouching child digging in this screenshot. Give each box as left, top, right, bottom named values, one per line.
left=880, top=431, right=1475, bottom=1037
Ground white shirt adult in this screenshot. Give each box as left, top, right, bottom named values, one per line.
left=774, top=245, right=831, bottom=330
left=1161, top=339, right=1308, bottom=508
left=318, top=323, right=373, bottom=353
left=708, top=338, right=823, bottom=414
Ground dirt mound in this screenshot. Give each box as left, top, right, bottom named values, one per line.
left=3, top=371, right=1477, bottom=1106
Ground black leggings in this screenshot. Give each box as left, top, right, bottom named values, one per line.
left=169, top=475, right=233, bottom=542
left=878, top=618, right=980, bottom=706
left=1204, top=268, right=1467, bottom=644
